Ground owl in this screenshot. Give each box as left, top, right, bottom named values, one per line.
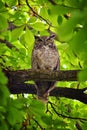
left=31, top=34, right=60, bottom=102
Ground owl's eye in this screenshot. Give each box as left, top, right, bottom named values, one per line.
left=38, top=38, right=43, bottom=42
left=48, top=43, right=53, bottom=48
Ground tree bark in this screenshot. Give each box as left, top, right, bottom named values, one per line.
left=9, top=83, right=87, bottom=104
left=4, top=69, right=87, bottom=104
left=4, top=69, right=79, bottom=83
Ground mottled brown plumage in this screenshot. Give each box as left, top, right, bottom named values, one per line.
left=32, top=34, right=60, bottom=102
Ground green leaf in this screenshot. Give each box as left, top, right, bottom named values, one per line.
left=82, top=121, right=87, bottom=130
left=7, top=107, right=17, bottom=125
left=7, top=106, right=23, bottom=126
left=69, top=27, right=87, bottom=52
left=41, top=115, right=52, bottom=125
left=13, top=10, right=28, bottom=26
left=57, top=15, right=63, bottom=25
left=0, top=15, right=8, bottom=30
left=29, top=17, right=37, bottom=23
left=0, top=106, right=6, bottom=113
left=24, top=28, right=35, bottom=45
left=19, top=48, right=26, bottom=56
left=30, top=99, right=45, bottom=110
left=69, top=26, right=87, bottom=68
left=65, top=0, right=80, bottom=8
left=78, top=70, right=87, bottom=81
left=12, top=99, right=24, bottom=109
left=58, top=10, right=84, bottom=41
left=40, top=7, right=49, bottom=19
left=0, top=86, right=10, bottom=106
left=40, top=30, right=49, bottom=36
left=11, top=27, right=23, bottom=42
left=0, top=69, right=8, bottom=85
left=20, top=34, right=26, bottom=47
left=5, top=0, right=17, bottom=7
left=30, top=22, right=46, bottom=31
left=29, top=99, right=45, bottom=116
left=57, top=128, right=71, bottom=130
left=24, top=27, right=35, bottom=49
left=0, top=1, right=6, bottom=12
left=0, top=120, right=8, bottom=130
left=49, top=5, right=75, bottom=15
left=53, top=119, right=67, bottom=127
left=12, top=123, right=22, bottom=130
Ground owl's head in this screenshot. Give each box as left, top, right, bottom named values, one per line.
left=34, top=34, right=56, bottom=49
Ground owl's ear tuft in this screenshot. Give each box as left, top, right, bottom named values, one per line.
left=34, top=35, right=39, bottom=39
left=47, top=29, right=56, bottom=38
left=35, top=35, right=43, bottom=41
left=46, top=33, right=56, bottom=41
left=50, top=33, right=56, bottom=39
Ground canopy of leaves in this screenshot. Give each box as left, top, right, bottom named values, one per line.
left=0, top=0, right=87, bottom=129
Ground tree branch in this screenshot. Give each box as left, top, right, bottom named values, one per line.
left=51, top=87, right=87, bottom=104
left=76, top=121, right=82, bottom=130
left=32, top=118, right=44, bottom=130
left=8, top=83, right=87, bottom=104
left=4, top=69, right=79, bottom=83
left=26, top=0, right=52, bottom=27
left=0, top=39, right=19, bottom=51
left=4, top=69, right=87, bottom=104
left=49, top=101, right=87, bottom=121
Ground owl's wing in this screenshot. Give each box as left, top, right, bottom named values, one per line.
left=31, top=49, right=38, bottom=70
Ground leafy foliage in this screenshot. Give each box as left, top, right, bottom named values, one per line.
left=0, top=0, right=87, bottom=129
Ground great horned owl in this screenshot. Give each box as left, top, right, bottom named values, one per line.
left=32, top=34, right=60, bottom=102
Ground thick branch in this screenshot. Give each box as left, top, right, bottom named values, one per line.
left=4, top=69, right=87, bottom=104
left=4, top=69, right=79, bottom=83
left=9, top=83, right=87, bottom=104
left=51, top=87, right=87, bottom=104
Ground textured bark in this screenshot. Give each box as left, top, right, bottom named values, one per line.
left=9, top=83, right=87, bottom=104
left=4, top=69, right=79, bottom=84
left=4, top=69, right=87, bottom=104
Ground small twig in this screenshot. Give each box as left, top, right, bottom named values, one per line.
left=0, top=55, right=6, bottom=63
left=46, top=103, right=49, bottom=113
left=48, top=0, right=57, bottom=5
left=46, top=103, right=52, bottom=115
left=49, top=101, right=87, bottom=121
left=26, top=0, right=53, bottom=27
left=76, top=121, right=82, bottom=130
left=32, top=118, right=44, bottom=130
left=18, top=0, right=21, bottom=6
left=0, top=39, right=19, bottom=51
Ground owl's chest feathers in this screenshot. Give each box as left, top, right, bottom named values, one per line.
left=33, top=46, right=59, bottom=70
left=37, top=46, right=57, bottom=60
